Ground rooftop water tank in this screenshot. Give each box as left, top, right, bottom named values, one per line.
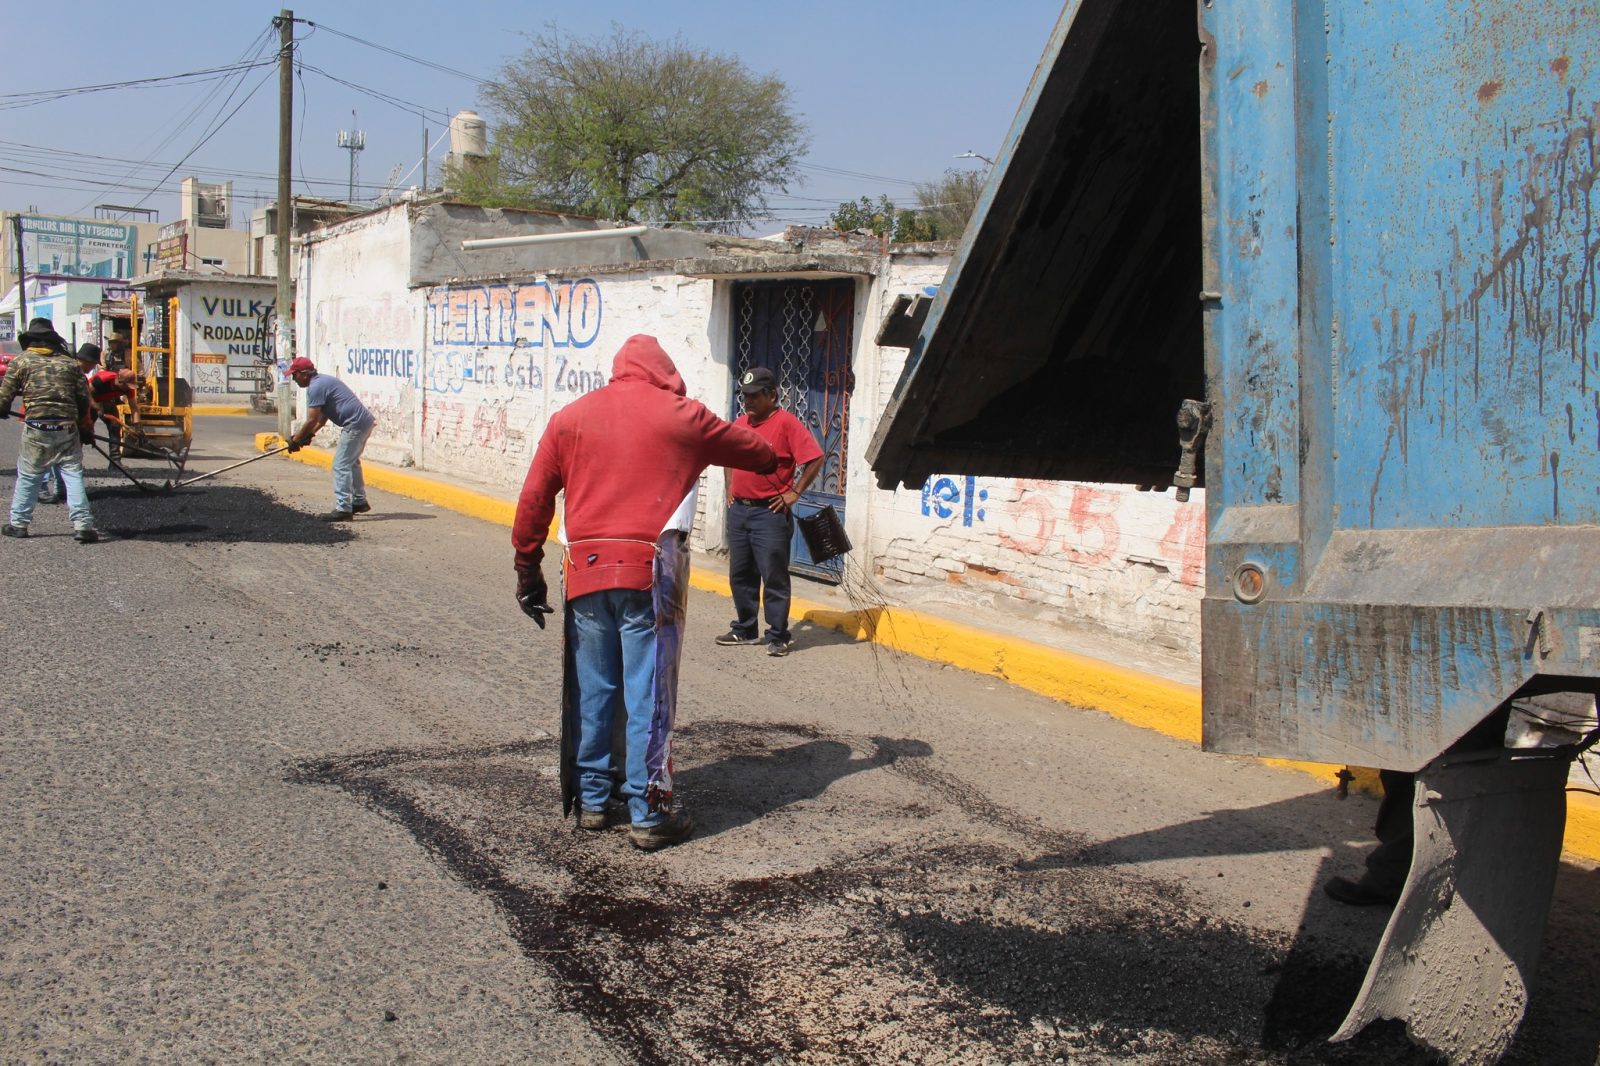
left=449, top=111, right=488, bottom=158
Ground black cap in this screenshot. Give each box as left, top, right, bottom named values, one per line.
left=18, top=317, right=67, bottom=351
left=737, top=366, right=777, bottom=394
left=76, top=342, right=102, bottom=364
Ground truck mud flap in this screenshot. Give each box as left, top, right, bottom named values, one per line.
left=1333, top=752, right=1569, bottom=1064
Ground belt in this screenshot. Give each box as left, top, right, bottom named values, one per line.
left=732, top=496, right=780, bottom=507
left=24, top=419, right=74, bottom=430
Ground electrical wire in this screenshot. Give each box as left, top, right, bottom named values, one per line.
left=797, top=161, right=923, bottom=188
left=93, top=64, right=278, bottom=221
left=0, top=142, right=391, bottom=195
left=298, top=63, right=452, bottom=124
left=302, top=20, right=485, bottom=84
left=0, top=58, right=277, bottom=111
left=67, top=25, right=277, bottom=219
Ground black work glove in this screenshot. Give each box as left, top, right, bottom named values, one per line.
left=80, top=424, right=94, bottom=445
left=516, top=566, right=553, bottom=629
left=285, top=438, right=302, bottom=453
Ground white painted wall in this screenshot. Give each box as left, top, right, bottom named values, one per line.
left=415, top=271, right=723, bottom=487
left=845, top=256, right=1206, bottom=654
left=299, top=216, right=1205, bottom=658
left=301, top=208, right=419, bottom=466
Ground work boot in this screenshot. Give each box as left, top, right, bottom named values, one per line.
left=73, top=528, right=99, bottom=544
left=318, top=511, right=355, bottom=522
left=352, top=500, right=372, bottom=514
left=1322, top=875, right=1400, bottom=907
left=578, top=803, right=629, bottom=831
left=630, top=810, right=695, bottom=852
left=2, top=524, right=28, bottom=538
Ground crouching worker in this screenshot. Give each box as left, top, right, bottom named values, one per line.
left=284, top=357, right=375, bottom=521
left=0, top=318, right=98, bottom=543
left=512, top=334, right=776, bottom=851
left=77, top=343, right=139, bottom=462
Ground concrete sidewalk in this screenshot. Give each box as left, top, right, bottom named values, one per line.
left=238, top=419, right=1600, bottom=862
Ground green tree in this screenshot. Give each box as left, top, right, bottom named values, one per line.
left=463, top=26, right=808, bottom=232
left=827, top=167, right=986, bottom=243
left=912, top=167, right=986, bottom=240
left=828, top=195, right=898, bottom=237
left=827, top=194, right=943, bottom=242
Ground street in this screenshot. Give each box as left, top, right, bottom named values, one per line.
left=2, top=416, right=1597, bottom=1065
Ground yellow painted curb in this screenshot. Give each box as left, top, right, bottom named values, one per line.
left=254, top=433, right=1600, bottom=864
left=192, top=406, right=251, bottom=416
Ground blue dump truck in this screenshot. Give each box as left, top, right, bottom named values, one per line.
left=868, top=2, right=1599, bottom=1062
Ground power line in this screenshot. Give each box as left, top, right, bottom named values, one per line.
left=298, top=62, right=453, bottom=124
left=67, top=26, right=277, bottom=219
left=97, top=64, right=279, bottom=221
left=303, top=21, right=486, bottom=85
left=0, top=58, right=277, bottom=111
left=797, top=161, right=922, bottom=188
left=0, top=141, right=392, bottom=193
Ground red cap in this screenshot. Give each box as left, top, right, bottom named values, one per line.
left=286, top=357, right=316, bottom=377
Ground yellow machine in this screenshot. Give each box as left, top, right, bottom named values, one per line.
left=124, top=293, right=192, bottom=464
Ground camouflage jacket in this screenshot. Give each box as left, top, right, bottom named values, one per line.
left=0, top=346, right=90, bottom=422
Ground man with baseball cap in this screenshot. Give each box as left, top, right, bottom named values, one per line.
left=717, top=366, right=824, bottom=656
left=283, top=357, right=375, bottom=521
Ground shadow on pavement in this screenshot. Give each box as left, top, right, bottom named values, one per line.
left=1055, top=789, right=1600, bottom=1065
left=673, top=722, right=932, bottom=841
left=344, top=511, right=438, bottom=523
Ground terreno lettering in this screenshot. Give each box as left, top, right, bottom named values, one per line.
left=426, top=279, right=604, bottom=349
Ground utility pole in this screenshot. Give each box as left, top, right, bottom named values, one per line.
left=11, top=215, right=26, bottom=332
left=421, top=126, right=428, bottom=191
left=275, top=9, right=295, bottom=439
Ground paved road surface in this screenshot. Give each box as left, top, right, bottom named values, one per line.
left=1, top=417, right=1596, bottom=1064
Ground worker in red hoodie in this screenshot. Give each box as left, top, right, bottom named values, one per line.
left=513, top=335, right=776, bottom=851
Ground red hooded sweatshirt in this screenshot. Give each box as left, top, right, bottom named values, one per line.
left=512, top=334, right=777, bottom=601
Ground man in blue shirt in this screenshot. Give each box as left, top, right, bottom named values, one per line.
left=284, top=356, right=375, bottom=521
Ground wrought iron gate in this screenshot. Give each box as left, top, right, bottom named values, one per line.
left=730, top=278, right=855, bottom=582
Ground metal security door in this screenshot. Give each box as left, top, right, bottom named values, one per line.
left=731, top=278, right=855, bottom=582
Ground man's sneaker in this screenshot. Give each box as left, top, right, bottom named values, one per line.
left=73, top=528, right=99, bottom=544
left=630, top=811, right=695, bottom=851
left=1, top=524, right=27, bottom=538
left=767, top=639, right=792, bottom=657
left=318, top=511, right=355, bottom=522
left=41, top=492, right=63, bottom=505
left=715, top=631, right=761, bottom=646
left=352, top=501, right=372, bottom=514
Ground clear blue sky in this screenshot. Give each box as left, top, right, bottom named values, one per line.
left=1, top=0, right=1064, bottom=230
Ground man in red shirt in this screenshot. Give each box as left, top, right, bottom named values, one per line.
left=77, top=344, right=139, bottom=462
left=717, top=366, right=824, bottom=657
left=513, top=335, right=776, bottom=851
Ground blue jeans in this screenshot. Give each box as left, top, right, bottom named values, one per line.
left=10, top=424, right=93, bottom=531
left=570, top=588, right=662, bottom=827
left=726, top=503, right=794, bottom=644
left=331, top=422, right=373, bottom=512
